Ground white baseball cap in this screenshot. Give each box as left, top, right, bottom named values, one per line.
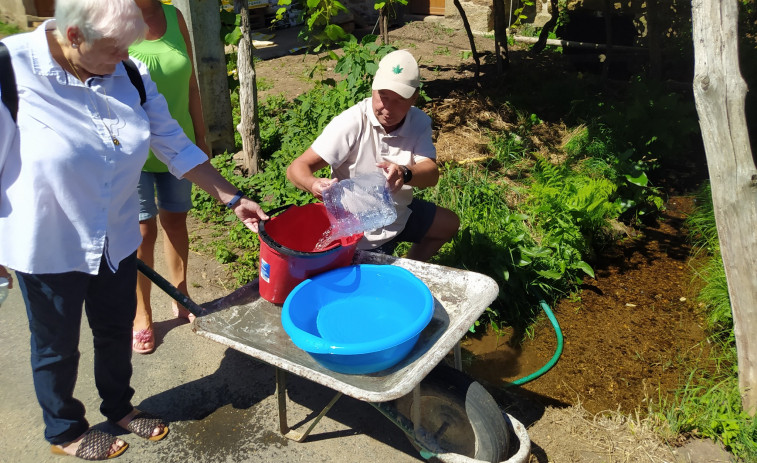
left=371, top=50, right=420, bottom=99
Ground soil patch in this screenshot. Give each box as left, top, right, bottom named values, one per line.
left=463, top=196, right=712, bottom=416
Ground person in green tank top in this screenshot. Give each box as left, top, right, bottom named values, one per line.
left=129, top=0, right=209, bottom=354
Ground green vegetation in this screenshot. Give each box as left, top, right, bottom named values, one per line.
left=0, top=21, right=23, bottom=39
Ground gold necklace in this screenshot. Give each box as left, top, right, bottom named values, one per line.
left=64, top=53, right=121, bottom=146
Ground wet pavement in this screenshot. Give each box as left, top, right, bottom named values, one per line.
left=0, top=253, right=422, bottom=462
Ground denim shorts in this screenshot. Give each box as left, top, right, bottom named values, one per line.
left=138, top=171, right=193, bottom=221
left=373, top=198, right=437, bottom=255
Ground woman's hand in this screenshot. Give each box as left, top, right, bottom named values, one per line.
left=230, top=197, right=269, bottom=233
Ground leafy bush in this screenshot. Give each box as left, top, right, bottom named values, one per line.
left=563, top=124, right=664, bottom=221
left=592, top=77, right=700, bottom=165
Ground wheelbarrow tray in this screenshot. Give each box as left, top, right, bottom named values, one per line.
left=193, top=250, right=499, bottom=403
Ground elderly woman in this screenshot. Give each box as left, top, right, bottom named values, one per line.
left=0, top=0, right=267, bottom=459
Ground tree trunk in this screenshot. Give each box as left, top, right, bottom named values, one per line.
left=379, top=6, right=389, bottom=44
left=452, top=0, right=481, bottom=83
left=491, top=0, right=508, bottom=72
left=646, top=0, right=662, bottom=80
left=173, top=0, right=235, bottom=155
left=600, top=0, right=613, bottom=84
left=692, top=0, right=757, bottom=414
left=530, top=0, right=558, bottom=55
left=235, top=0, right=261, bottom=175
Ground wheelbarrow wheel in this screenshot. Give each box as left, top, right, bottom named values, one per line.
left=395, top=364, right=509, bottom=462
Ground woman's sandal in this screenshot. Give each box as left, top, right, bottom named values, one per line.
left=132, top=328, right=154, bottom=354
left=50, top=428, right=128, bottom=460
left=119, top=411, right=169, bottom=441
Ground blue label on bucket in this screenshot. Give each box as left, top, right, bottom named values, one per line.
left=261, top=259, right=270, bottom=283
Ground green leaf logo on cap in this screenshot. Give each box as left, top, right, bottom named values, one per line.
left=392, top=65, right=403, bottom=74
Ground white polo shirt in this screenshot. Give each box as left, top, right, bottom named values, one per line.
left=311, top=97, right=435, bottom=248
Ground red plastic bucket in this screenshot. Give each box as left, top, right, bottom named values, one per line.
left=258, top=203, right=363, bottom=304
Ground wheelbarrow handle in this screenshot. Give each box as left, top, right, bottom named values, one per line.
left=136, top=258, right=205, bottom=317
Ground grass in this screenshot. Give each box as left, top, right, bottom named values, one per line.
left=0, top=21, right=23, bottom=39
left=654, top=181, right=757, bottom=460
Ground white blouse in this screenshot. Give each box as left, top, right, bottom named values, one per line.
left=0, top=21, right=207, bottom=274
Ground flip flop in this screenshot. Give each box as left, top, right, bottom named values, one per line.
left=50, top=428, right=128, bottom=460
left=132, top=329, right=154, bottom=354
left=120, top=411, right=169, bottom=441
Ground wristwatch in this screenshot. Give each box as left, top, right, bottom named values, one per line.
left=400, top=165, right=413, bottom=184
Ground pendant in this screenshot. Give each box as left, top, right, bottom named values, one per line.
left=113, top=137, right=120, bottom=146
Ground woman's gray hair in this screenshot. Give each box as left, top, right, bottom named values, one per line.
left=55, top=0, right=146, bottom=48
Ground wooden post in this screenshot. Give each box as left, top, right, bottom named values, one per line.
left=452, top=0, right=481, bottom=83
left=172, top=0, right=235, bottom=155
left=379, top=6, right=388, bottom=44
left=646, top=0, right=662, bottom=80
left=692, top=0, right=757, bottom=414
left=234, top=0, right=261, bottom=175
left=491, top=0, right=506, bottom=73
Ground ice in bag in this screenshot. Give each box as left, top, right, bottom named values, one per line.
left=321, top=172, right=397, bottom=244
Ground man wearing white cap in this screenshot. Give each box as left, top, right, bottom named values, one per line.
left=287, top=49, right=459, bottom=261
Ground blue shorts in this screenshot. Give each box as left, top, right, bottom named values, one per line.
left=373, top=198, right=437, bottom=255
left=138, top=171, right=193, bottom=221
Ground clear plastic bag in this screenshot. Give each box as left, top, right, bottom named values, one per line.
left=322, top=172, right=397, bottom=241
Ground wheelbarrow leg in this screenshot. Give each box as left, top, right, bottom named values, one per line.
left=453, top=341, right=463, bottom=371
left=275, top=368, right=343, bottom=442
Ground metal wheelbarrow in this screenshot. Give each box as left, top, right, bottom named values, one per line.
left=138, top=250, right=531, bottom=463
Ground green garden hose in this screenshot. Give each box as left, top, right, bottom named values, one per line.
left=510, top=300, right=563, bottom=386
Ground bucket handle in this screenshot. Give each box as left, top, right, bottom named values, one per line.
left=263, top=204, right=293, bottom=219
left=258, top=203, right=343, bottom=256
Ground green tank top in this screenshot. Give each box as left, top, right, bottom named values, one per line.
left=129, top=3, right=195, bottom=173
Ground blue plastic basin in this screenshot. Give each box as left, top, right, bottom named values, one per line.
left=282, top=264, right=434, bottom=374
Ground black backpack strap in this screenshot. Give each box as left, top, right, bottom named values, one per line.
left=122, top=59, right=146, bottom=106
left=0, top=42, right=18, bottom=123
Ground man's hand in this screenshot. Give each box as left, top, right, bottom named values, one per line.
left=376, top=161, right=405, bottom=192
left=310, top=177, right=338, bottom=200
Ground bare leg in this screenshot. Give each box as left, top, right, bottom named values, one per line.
left=134, top=217, right=157, bottom=351
left=158, top=210, right=191, bottom=319
left=406, top=207, right=460, bottom=262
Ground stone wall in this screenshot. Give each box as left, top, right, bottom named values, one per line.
left=442, top=0, right=494, bottom=34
